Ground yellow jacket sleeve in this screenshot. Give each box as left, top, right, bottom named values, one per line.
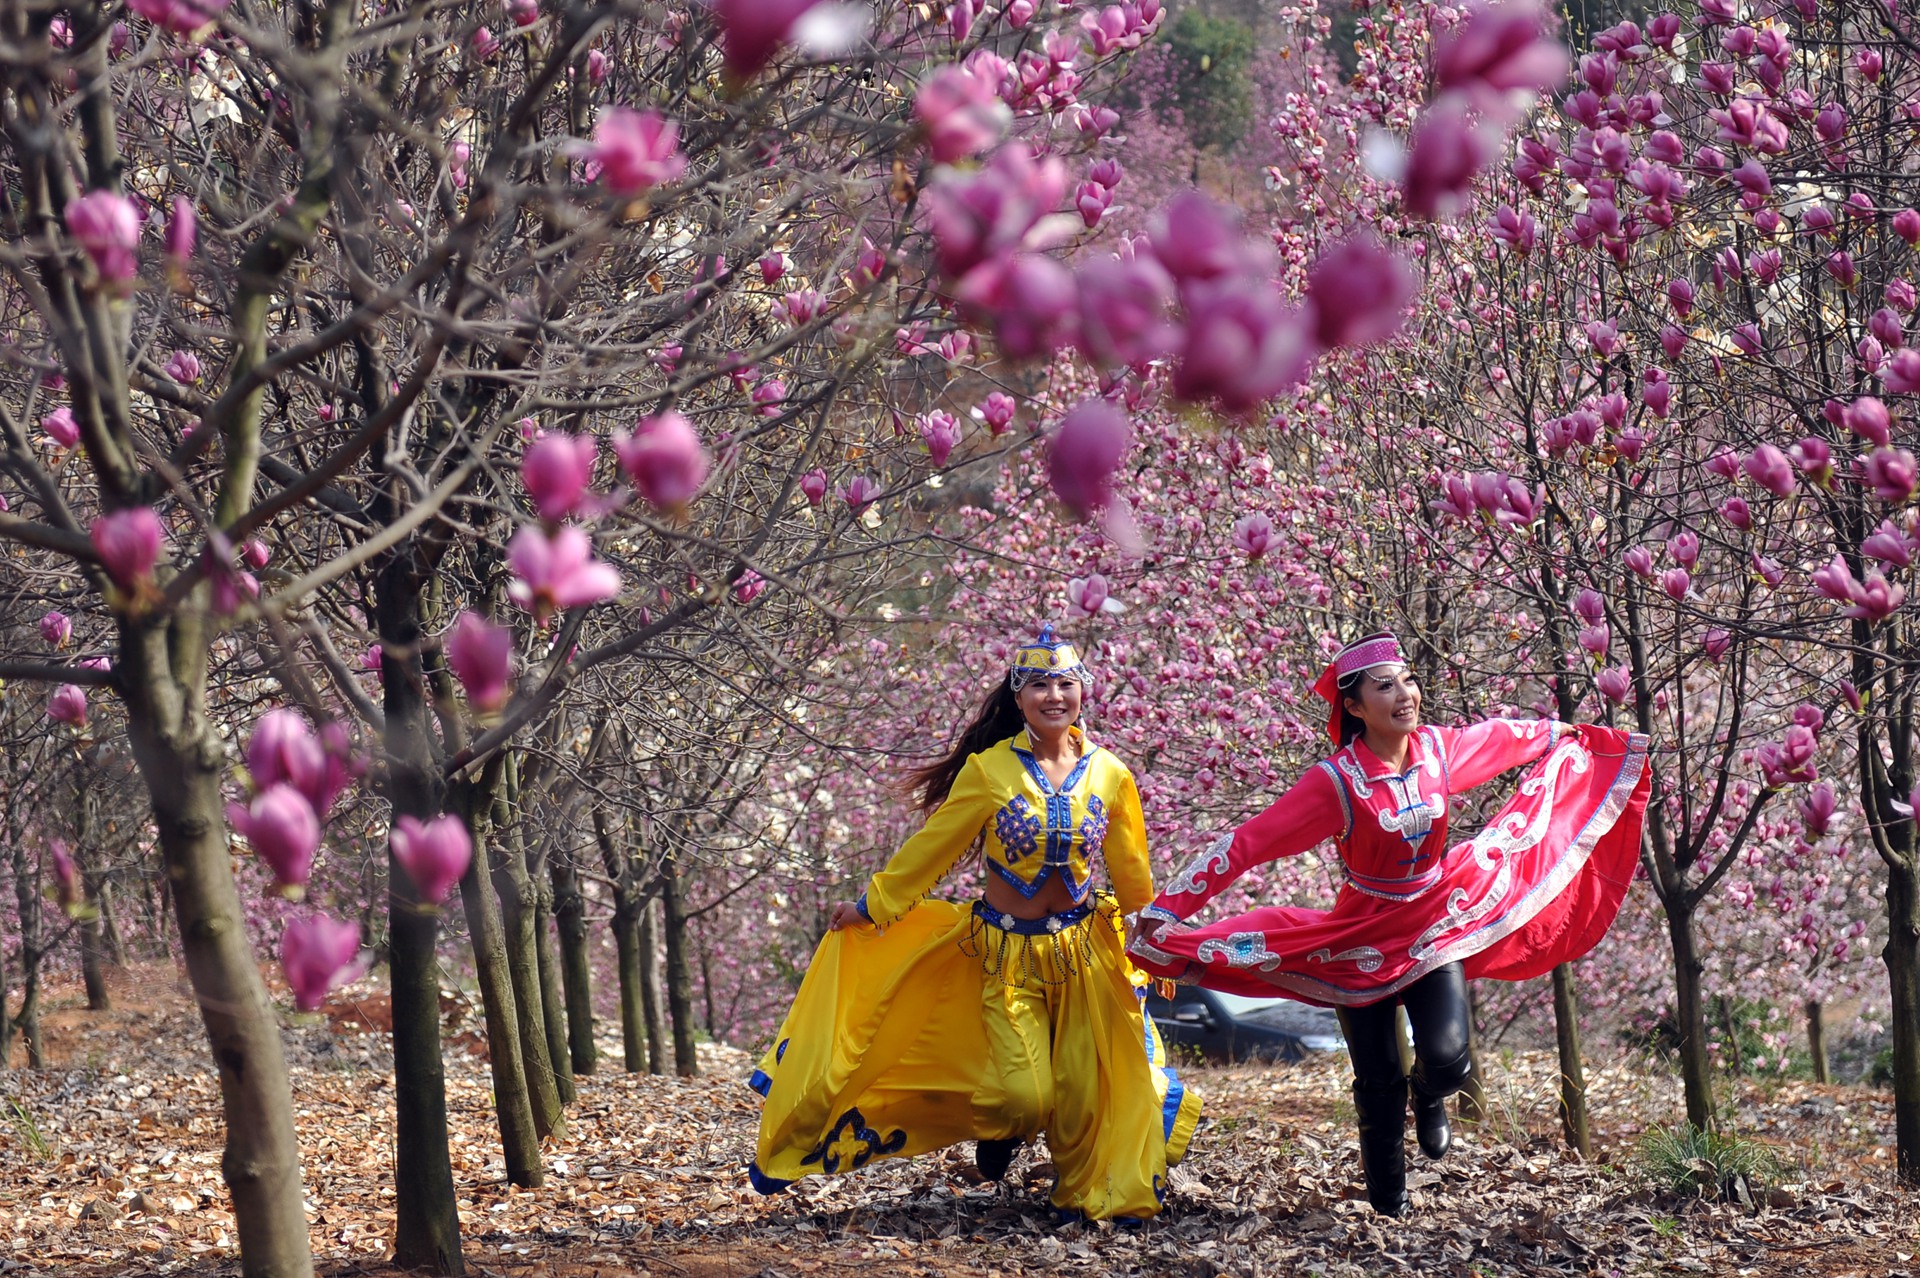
left=859, top=753, right=994, bottom=927
left=1102, top=768, right=1155, bottom=915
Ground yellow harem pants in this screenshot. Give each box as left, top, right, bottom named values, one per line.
left=747, top=895, right=1202, bottom=1220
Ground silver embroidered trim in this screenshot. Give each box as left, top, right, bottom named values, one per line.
left=1307, top=945, right=1385, bottom=973
left=1164, top=833, right=1233, bottom=897
left=1334, top=752, right=1374, bottom=798
left=1195, top=930, right=1285, bottom=972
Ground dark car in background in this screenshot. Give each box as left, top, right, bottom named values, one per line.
left=1146, top=985, right=1345, bottom=1064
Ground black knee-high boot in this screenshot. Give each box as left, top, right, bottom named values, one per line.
left=1352, top=1078, right=1410, bottom=1217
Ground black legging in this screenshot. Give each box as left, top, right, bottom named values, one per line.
left=1336, top=962, right=1471, bottom=1101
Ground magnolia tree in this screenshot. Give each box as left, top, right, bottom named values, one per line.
left=1353, top=0, right=1920, bottom=1178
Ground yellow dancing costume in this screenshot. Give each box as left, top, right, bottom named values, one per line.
left=749, top=639, right=1201, bottom=1220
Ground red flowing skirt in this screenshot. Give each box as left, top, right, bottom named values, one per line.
left=1134, top=728, right=1651, bottom=1008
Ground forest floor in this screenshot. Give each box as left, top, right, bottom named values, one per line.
left=1, top=963, right=1914, bottom=1278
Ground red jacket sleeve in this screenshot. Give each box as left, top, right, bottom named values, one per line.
left=1141, top=765, right=1346, bottom=927
left=1441, top=719, right=1563, bottom=792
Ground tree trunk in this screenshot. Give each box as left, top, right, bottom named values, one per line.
left=120, top=638, right=315, bottom=1278
left=451, top=778, right=543, bottom=1189
left=99, top=873, right=129, bottom=967
left=593, top=810, right=648, bottom=1073
left=529, top=849, right=575, bottom=1105
left=1664, top=899, right=1715, bottom=1131
left=660, top=855, right=699, bottom=1076
left=640, top=893, right=667, bottom=1076
left=1805, top=999, right=1829, bottom=1085
left=73, top=787, right=110, bottom=1012
left=1884, top=855, right=1920, bottom=1186
left=549, top=853, right=598, bottom=1076
left=16, top=970, right=44, bottom=1070
left=491, top=763, right=566, bottom=1138
left=375, top=586, right=464, bottom=1276
left=1551, top=963, right=1591, bottom=1156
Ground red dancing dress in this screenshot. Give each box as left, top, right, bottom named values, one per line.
left=1128, top=720, right=1652, bottom=1007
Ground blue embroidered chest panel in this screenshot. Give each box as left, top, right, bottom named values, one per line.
left=988, top=740, right=1103, bottom=901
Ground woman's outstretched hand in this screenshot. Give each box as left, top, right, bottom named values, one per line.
left=826, top=900, right=869, bottom=933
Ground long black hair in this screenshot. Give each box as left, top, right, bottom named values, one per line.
left=904, top=678, right=1025, bottom=810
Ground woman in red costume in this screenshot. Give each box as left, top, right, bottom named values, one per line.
left=1128, top=632, right=1651, bottom=1216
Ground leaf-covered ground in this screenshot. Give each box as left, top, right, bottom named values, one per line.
left=2, top=964, right=1913, bottom=1278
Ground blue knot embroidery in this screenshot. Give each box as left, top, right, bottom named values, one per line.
left=1079, top=794, right=1109, bottom=853
left=995, top=796, right=1043, bottom=862
left=799, top=1107, right=907, bottom=1174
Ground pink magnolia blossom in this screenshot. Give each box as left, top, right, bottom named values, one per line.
left=49, top=840, right=85, bottom=918
left=1402, top=100, right=1496, bottom=221
left=128, top=0, right=231, bottom=34
left=1170, top=278, right=1315, bottom=412
left=446, top=611, right=514, bottom=711
left=918, top=411, right=962, bottom=466
left=1076, top=181, right=1114, bottom=228
left=470, top=26, right=500, bottom=60
left=1799, top=783, right=1837, bottom=836
left=1573, top=589, right=1605, bottom=624
left=1704, top=629, right=1732, bottom=663
left=1720, top=497, right=1752, bottom=530
left=1595, top=665, right=1632, bottom=703
left=913, top=65, right=1010, bottom=163
left=734, top=569, right=767, bottom=605
left=1305, top=232, right=1419, bottom=350
left=1577, top=623, right=1610, bottom=655
left=163, top=349, right=202, bottom=383
left=90, top=507, right=165, bottom=589
left=799, top=468, right=828, bottom=505
left=1669, top=530, right=1700, bottom=569
left=972, top=392, right=1016, bottom=436
left=1792, top=438, right=1835, bottom=487
left=714, top=0, right=828, bottom=80
left=1431, top=0, right=1569, bottom=100
left=1744, top=444, right=1796, bottom=498
left=48, top=684, right=88, bottom=727
left=505, top=0, right=538, bottom=26
left=391, top=815, right=473, bottom=905
left=1662, top=568, right=1692, bottom=600
left=242, top=538, right=271, bottom=568
left=1232, top=513, right=1274, bottom=558
left=1812, top=554, right=1861, bottom=603
left=590, top=108, right=687, bottom=197
left=1895, top=210, right=1920, bottom=248
left=506, top=526, right=621, bottom=617
left=759, top=251, right=788, bottom=285
left=840, top=475, right=878, bottom=513
left=587, top=49, right=609, bottom=84
left=39, top=610, right=73, bottom=647
left=1862, top=520, right=1917, bottom=567
left=64, top=190, right=140, bottom=287
left=1842, top=396, right=1892, bottom=447
left=1073, top=253, right=1176, bottom=368
left=522, top=431, right=598, bottom=521
left=281, top=914, right=361, bottom=1012
left=1882, top=348, right=1920, bottom=394
left=1068, top=573, right=1112, bottom=616
left=41, top=406, right=80, bottom=448
left=1047, top=399, right=1131, bottom=517
left=613, top=411, right=708, bottom=510
left=1863, top=448, right=1919, bottom=503
left=1659, top=324, right=1687, bottom=361
left=246, top=710, right=355, bottom=820
left=228, top=784, right=321, bottom=896
left=1625, top=545, right=1655, bottom=577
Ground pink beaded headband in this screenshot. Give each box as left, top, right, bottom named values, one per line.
left=1330, top=633, right=1407, bottom=680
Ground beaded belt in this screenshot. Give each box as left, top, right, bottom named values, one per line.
left=972, top=899, right=1094, bottom=935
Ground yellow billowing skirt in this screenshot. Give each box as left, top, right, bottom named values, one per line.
left=748, top=895, right=1202, bottom=1220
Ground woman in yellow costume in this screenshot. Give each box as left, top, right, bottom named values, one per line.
left=748, top=625, right=1201, bottom=1221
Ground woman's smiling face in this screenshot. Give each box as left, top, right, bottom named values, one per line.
left=1343, top=664, right=1421, bottom=742
left=1016, top=675, right=1083, bottom=737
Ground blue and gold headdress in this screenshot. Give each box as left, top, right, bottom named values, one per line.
left=1009, top=623, right=1091, bottom=691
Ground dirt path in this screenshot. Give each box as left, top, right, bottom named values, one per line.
left=2, top=963, right=1912, bottom=1277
